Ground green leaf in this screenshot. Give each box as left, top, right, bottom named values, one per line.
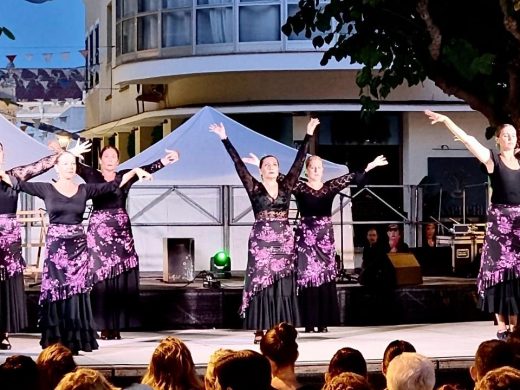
left=312, top=35, right=325, bottom=48
left=0, top=27, right=15, bottom=40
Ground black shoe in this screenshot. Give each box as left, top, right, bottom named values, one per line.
left=317, top=327, right=328, bottom=333
left=497, top=330, right=509, bottom=340
left=100, top=330, right=110, bottom=340
left=304, top=327, right=316, bottom=333
left=254, top=330, right=264, bottom=344
left=112, top=330, right=122, bottom=340
left=0, top=334, right=11, bottom=350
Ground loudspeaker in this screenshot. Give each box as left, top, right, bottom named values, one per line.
left=387, top=253, right=423, bottom=286
left=163, top=238, right=194, bottom=283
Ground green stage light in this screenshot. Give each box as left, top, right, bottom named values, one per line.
left=210, top=250, right=231, bottom=279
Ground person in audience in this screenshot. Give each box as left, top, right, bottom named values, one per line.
left=37, top=343, right=77, bottom=390
left=260, top=322, right=299, bottom=390
left=210, top=119, right=317, bottom=343
left=436, top=385, right=465, bottom=390
left=141, top=336, right=203, bottom=390
left=205, top=348, right=235, bottom=390
left=475, top=366, right=520, bottom=390
left=470, top=340, right=515, bottom=384
left=385, top=224, right=409, bottom=253
left=55, top=367, right=121, bottom=390
left=385, top=352, right=435, bottom=390
left=214, top=349, right=272, bottom=390
left=324, top=347, right=368, bottom=385
left=359, top=227, right=396, bottom=288
left=322, top=372, right=372, bottom=390
left=0, top=354, right=39, bottom=390
left=381, top=340, right=417, bottom=376
left=426, top=110, right=520, bottom=339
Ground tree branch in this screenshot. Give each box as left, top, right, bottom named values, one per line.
left=416, top=0, right=441, bottom=60
left=500, top=0, right=520, bottom=42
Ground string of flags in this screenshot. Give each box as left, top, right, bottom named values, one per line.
left=4, top=50, right=88, bottom=65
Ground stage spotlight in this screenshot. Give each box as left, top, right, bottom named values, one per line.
left=210, top=250, right=231, bottom=279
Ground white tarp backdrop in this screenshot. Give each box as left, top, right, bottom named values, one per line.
left=119, top=106, right=355, bottom=272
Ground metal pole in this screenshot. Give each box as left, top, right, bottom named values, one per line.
left=462, top=188, right=466, bottom=224
left=223, top=186, right=230, bottom=252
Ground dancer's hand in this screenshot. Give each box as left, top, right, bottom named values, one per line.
left=135, top=167, right=153, bottom=182
left=161, top=149, right=179, bottom=165
left=209, top=123, right=227, bottom=140
left=47, top=140, right=62, bottom=154
left=242, top=153, right=260, bottom=167
left=365, top=155, right=388, bottom=172
left=68, top=139, right=92, bottom=159
left=307, top=118, right=320, bottom=135
left=0, top=170, right=12, bottom=186
left=424, top=110, right=448, bottom=125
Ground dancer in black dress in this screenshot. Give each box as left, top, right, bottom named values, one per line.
left=244, top=153, right=387, bottom=332
left=0, top=140, right=89, bottom=350
left=76, top=146, right=179, bottom=340
left=3, top=152, right=149, bottom=353
left=209, top=118, right=318, bottom=343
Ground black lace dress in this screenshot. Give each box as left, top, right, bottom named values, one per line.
left=221, top=134, right=311, bottom=330
left=293, top=172, right=365, bottom=330
left=0, top=153, right=58, bottom=335
left=76, top=160, right=164, bottom=333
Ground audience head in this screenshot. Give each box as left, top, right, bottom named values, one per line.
left=141, top=336, right=203, bottom=390
left=55, top=368, right=120, bottom=390
left=214, top=349, right=271, bottom=390
left=475, top=366, right=520, bottom=390
left=385, top=352, right=435, bottom=390
left=325, top=347, right=367, bottom=383
left=260, top=322, right=299, bottom=368
left=382, top=340, right=417, bottom=375
left=0, top=354, right=39, bottom=390
left=470, top=339, right=515, bottom=382
left=436, top=385, right=465, bottom=390
left=205, top=348, right=234, bottom=390
left=37, top=343, right=77, bottom=390
left=322, top=372, right=372, bottom=390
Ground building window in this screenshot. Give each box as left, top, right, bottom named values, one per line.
left=162, top=10, right=192, bottom=47
left=122, top=19, right=136, bottom=53
left=137, top=14, right=159, bottom=50
left=196, top=7, right=233, bottom=44
left=239, top=4, right=280, bottom=42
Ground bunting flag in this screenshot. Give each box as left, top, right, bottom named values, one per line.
left=6, top=55, right=16, bottom=63
left=79, top=49, right=88, bottom=58
left=42, top=53, right=53, bottom=62
left=60, top=52, right=70, bottom=61
left=24, top=53, right=34, bottom=62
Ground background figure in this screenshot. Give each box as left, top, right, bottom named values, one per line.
left=422, top=223, right=437, bottom=248
left=470, top=340, right=514, bottom=384
left=322, top=372, right=372, bottom=390
left=426, top=110, right=520, bottom=340
left=7, top=152, right=144, bottom=354
left=292, top=154, right=387, bottom=333
left=385, top=224, right=409, bottom=253
left=214, top=349, right=272, bottom=390
left=0, top=354, right=39, bottom=390
left=55, top=368, right=121, bottom=390
left=210, top=119, right=316, bottom=343
left=385, top=352, right=435, bottom=390
left=77, top=146, right=179, bottom=340
left=141, top=336, right=203, bottom=390
left=0, top=141, right=70, bottom=350
left=37, top=343, right=77, bottom=390
left=260, top=322, right=299, bottom=390
left=475, top=366, right=520, bottom=390
left=205, top=348, right=235, bottom=390
left=359, top=227, right=396, bottom=288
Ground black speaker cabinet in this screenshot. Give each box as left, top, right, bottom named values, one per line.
left=163, top=238, right=194, bottom=283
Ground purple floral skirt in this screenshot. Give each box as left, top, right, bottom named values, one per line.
left=0, top=214, right=27, bottom=332
left=87, top=208, right=138, bottom=284
left=240, top=218, right=299, bottom=328
left=477, top=204, right=520, bottom=314
left=295, top=216, right=337, bottom=288
left=0, top=213, right=24, bottom=281
left=40, top=224, right=91, bottom=304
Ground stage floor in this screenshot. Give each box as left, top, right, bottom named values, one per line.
left=2, top=321, right=493, bottom=372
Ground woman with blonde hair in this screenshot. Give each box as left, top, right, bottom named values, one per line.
left=55, top=368, right=120, bottom=390
left=36, top=343, right=77, bottom=390
left=204, top=348, right=234, bottom=390
left=141, top=336, right=203, bottom=390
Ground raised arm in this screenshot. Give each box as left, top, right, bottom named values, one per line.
left=425, top=111, right=491, bottom=166
left=209, top=122, right=255, bottom=194
left=7, top=153, right=60, bottom=181
left=283, top=118, right=319, bottom=189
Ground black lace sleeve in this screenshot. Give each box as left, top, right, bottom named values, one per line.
left=282, top=134, right=311, bottom=190
left=7, top=153, right=59, bottom=181
left=120, top=159, right=165, bottom=188
left=327, top=171, right=366, bottom=194
left=222, top=138, right=256, bottom=195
